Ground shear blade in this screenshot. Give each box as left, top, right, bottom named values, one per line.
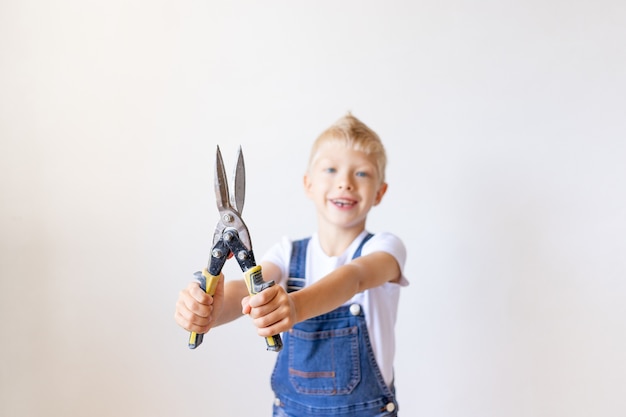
left=232, top=146, right=246, bottom=214
left=214, top=146, right=230, bottom=211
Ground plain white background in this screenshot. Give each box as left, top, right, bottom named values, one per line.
left=1, top=1, right=625, bottom=416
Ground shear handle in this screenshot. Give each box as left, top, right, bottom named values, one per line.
left=188, top=238, right=229, bottom=349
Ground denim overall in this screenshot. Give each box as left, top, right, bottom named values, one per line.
left=271, top=234, right=398, bottom=417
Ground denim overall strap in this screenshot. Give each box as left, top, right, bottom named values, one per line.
left=271, top=233, right=397, bottom=417
left=287, top=238, right=310, bottom=293
left=352, top=233, right=374, bottom=259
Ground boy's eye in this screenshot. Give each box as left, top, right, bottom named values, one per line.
left=356, top=171, right=369, bottom=178
left=324, top=167, right=337, bottom=173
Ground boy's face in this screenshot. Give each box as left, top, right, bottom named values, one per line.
left=304, top=142, right=388, bottom=232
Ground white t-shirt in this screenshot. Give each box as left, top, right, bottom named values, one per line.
left=262, top=230, right=409, bottom=387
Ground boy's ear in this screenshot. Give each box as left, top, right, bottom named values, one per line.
left=303, top=174, right=313, bottom=198
left=374, top=182, right=388, bottom=206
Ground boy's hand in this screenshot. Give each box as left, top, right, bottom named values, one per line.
left=174, top=274, right=224, bottom=334
left=241, top=285, right=296, bottom=337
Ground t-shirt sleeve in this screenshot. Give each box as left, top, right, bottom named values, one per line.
left=260, top=236, right=293, bottom=286
left=362, top=232, right=409, bottom=286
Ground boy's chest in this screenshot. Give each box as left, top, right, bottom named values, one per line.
left=306, top=249, right=348, bottom=283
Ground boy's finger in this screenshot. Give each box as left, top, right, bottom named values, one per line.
left=247, top=285, right=276, bottom=308
left=256, top=315, right=289, bottom=338
left=175, top=310, right=211, bottom=334
left=182, top=294, right=212, bottom=318
left=188, top=282, right=214, bottom=304
left=241, top=296, right=252, bottom=314
left=252, top=306, right=283, bottom=329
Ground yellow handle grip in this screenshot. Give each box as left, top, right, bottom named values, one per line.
left=243, top=265, right=283, bottom=352
left=188, top=268, right=220, bottom=349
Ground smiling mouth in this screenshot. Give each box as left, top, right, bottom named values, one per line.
left=331, top=199, right=356, bottom=208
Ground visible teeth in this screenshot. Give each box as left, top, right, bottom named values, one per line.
left=332, top=199, right=354, bottom=207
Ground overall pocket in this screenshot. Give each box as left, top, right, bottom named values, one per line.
left=288, top=324, right=361, bottom=395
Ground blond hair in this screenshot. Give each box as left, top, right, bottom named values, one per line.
left=308, top=113, right=387, bottom=183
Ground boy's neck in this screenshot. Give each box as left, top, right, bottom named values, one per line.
left=316, top=224, right=366, bottom=257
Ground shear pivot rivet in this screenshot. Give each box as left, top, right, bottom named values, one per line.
left=223, top=214, right=234, bottom=223
left=212, top=249, right=224, bottom=258
left=237, top=251, right=248, bottom=260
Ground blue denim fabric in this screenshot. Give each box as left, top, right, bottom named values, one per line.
left=270, top=233, right=396, bottom=416
left=271, top=305, right=398, bottom=416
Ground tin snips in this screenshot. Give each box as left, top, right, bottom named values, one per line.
left=188, top=146, right=283, bottom=352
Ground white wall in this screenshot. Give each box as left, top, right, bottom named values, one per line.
left=1, top=1, right=625, bottom=416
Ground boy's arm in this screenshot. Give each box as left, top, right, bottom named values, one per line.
left=244, top=251, right=401, bottom=337
left=292, top=251, right=401, bottom=323
left=211, top=279, right=250, bottom=326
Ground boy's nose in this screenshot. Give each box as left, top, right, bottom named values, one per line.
left=337, top=177, right=354, bottom=190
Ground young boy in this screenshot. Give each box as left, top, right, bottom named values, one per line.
left=175, top=113, right=408, bottom=416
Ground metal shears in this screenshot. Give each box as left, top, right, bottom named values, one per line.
left=188, top=146, right=283, bottom=352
